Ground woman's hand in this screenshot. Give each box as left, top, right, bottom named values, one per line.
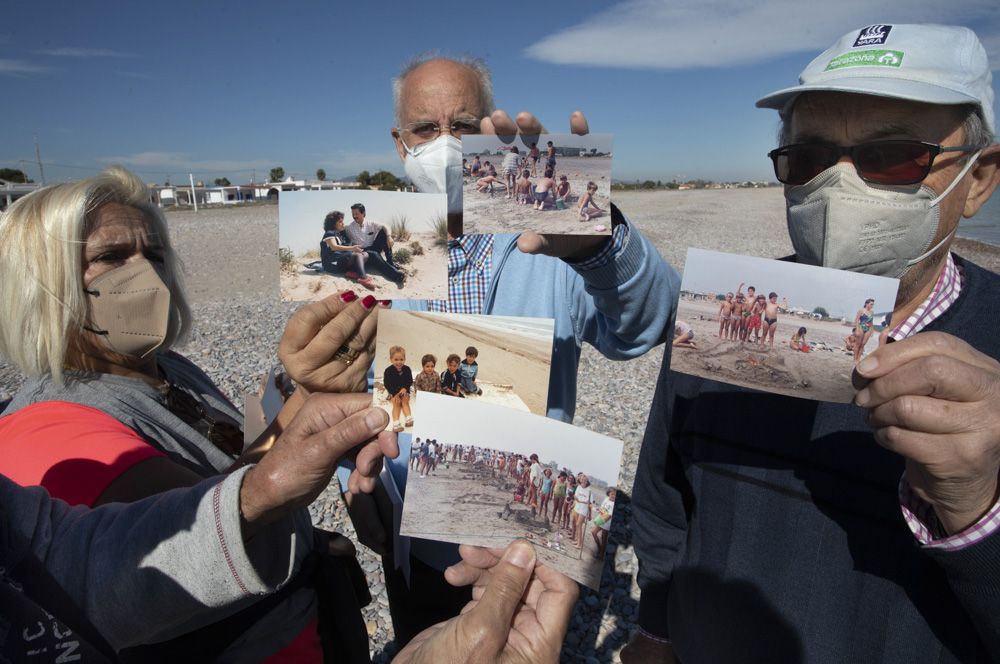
left=279, top=291, right=384, bottom=394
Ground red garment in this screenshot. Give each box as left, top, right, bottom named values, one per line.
left=0, top=401, right=164, bottom=505
left=0, top=400, right=322, bottom=663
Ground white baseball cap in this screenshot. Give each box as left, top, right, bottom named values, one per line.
left=756, top=23, right=995, bottom=134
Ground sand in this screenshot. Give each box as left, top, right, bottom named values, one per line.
left=463, top=155, right=612, bottom=235
left=671, top=298, right=880, bottom=402
left=400, top=459, right=607, bottom=590
left=279, top=232, right=447, bottom=301
left=373, top=311, right=553, bottom=431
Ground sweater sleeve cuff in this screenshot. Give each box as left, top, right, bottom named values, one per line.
left=213, top=466, right=303, bottom=594
left=899, top=476, right=1000, bottom=551
left=566, top=219, right=644, bottom=291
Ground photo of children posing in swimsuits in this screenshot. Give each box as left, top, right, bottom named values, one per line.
left=670, top=248, right=899, bottom=403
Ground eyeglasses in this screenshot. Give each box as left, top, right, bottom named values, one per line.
left=401, top=119, right=481, bottom=141
left=768, top=140, right=978, bottom=186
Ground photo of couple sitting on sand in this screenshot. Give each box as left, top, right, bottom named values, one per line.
left=461, top=133, right=613, bottom=236
left=278, top=189, right=447, bottom=300
left=670, top=248, right=900, bottom=403
left=401, top=392, right=624, bottom=590
left=373, top=310, right=555, bottom=431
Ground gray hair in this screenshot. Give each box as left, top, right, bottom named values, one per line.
left=392, top=53, right=496, bottom=126
left=778, top=101, right=995, bottom=148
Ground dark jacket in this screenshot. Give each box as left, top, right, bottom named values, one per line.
left=631, top=255, right=1000, bottom=663
left=383, top=365, right=413, bottom=396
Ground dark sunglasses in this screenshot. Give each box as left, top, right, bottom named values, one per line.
left=768, top=140, right=978, bottom=186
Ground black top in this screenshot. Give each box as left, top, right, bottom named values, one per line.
left=441, top=369, right=461, bottom=394
left=320, top=229, right=351, bottom=267
left=383, top=365, right=413, bottom=396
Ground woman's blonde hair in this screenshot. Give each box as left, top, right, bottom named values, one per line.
left=0, top=165, right=191, bottom=384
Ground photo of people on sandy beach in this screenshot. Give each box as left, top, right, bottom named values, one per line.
left=278, top=189, right=447, bottom=300
left=462, top=133, right=613, bottom=235
left=671, top=248, right=900, bottom=403
left=401, top=392, right=624, bottom=590
left=373, top=310, right=555, bottom=433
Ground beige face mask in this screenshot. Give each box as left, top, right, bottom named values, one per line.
left=84, top=258, right=172, bottom=359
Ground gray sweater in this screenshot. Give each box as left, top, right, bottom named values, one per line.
left=0, top=468, right=308, bottom=656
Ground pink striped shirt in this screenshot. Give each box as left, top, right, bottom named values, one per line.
left=892, top=253, right=1000, bottom=550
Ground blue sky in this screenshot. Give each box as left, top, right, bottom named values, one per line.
left=2, top=1, right=998, bottom=186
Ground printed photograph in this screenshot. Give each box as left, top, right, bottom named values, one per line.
left=462, top=133, right=613, bottom=235
left=670, top=248, right=900, bottom=402
left=373, top=310, right=555, bottom=433
left=400, top=392, right=624, bottom=590
left=278, top=189, right=447, bottom=300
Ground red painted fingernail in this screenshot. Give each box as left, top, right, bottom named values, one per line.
left=340, top=291, right=358, bottom=303
left=361, top=295, right=377, bottom=310
left=380, top=300, right=392, bottom=307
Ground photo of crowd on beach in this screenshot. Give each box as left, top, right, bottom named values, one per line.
left=670, top=248, right=900, bottom=403
left=373, top=310, right=555, bottom=433
left=401, top=393, right=624, bottom=590
left=278, top=189, right=447, bottom=300
left=461, top=133, right=613, bottom=235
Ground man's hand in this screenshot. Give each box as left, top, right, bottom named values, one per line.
left=278, top=291, right=381, bottom=394
left=240, top=393, right=397, bottom=539
left=394, top=541, right=578, bottom=664
left=854, top=331, right=1000, bottom=534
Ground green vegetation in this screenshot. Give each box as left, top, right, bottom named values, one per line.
left=269, top=167, right=285, bottom=182
left=0, top=168, right=31, bottom=183
left=390, top=214, right=411, bottom=242
left=316, top=168, right=326, bottom=181
left=408, top=241, right=425, bottom=256
left=278, top=247, right=296, bottom=272
left=213, top=177, right=231, bottom=186
left=812, top=307, right=829, bottom=318
left=393, top=247, right=413, bottom=265
left=432, top=214, right=448, bottom=247
left=357, top=169, right=406, bottom=191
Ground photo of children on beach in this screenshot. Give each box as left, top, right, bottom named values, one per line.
left=671, top=248, right=900, bottom=403
left=278, top=189, right=447, bottom=300
left=401, top=392, right=624, bottom=590
left=373, top=310, right=555, bottom=433
left=462, top=133, right=613, bottom=235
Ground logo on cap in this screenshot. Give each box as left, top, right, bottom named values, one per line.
left=853, top=24, right=892, bottom=47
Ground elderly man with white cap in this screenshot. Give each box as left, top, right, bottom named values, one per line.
left=627, top=24, right=1000, bottom=663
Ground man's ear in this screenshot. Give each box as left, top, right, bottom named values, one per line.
left=963, top=144, right=1000, bottom=218
left=391, top=128, right=407, bottom=163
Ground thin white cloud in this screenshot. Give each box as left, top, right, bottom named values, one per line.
left=0, top=58, right=51, bottom=74
left=100, top=152, right=274, bottom=174
left=36, top=47, right=139, bottom=58
left=525, top=0, right=1000, bottom=70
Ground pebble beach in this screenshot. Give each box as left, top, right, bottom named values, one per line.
left=2, top=188, right=1000, bottom=662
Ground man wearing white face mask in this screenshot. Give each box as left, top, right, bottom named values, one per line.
left=338, top=54, right=677, bottom=646
left=627, top=24, right=1000, bottom=663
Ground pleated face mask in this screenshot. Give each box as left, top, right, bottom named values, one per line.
left=84, top=258, right=172, bottom=359
left=785, top=152, right=980, bottom=279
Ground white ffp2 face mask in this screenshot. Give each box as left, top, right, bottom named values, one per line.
left=785, top=153, right=980, bottom=279
left=401, top=134, right=464, bottom=215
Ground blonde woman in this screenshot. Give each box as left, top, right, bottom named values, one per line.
left=0, top=166, right=383, bottom=661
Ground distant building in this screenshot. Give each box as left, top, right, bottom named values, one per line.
left=1, top=179, right=42, bottom=211
left=148, top=177, right=362, bottom=207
